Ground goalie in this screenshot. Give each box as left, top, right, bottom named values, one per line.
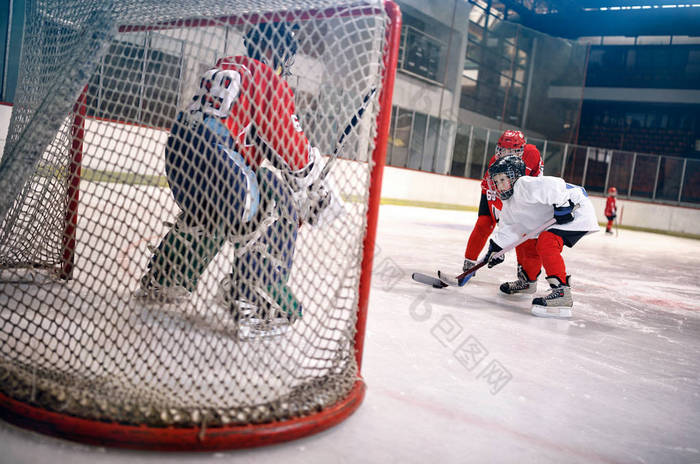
left=136, top=22, right=332, bottom=323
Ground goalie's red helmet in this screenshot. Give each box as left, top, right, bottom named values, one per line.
left=608, top=186, right=617, bottom=195
left=488, top=155, right=526, bottom=200
left=496, top=130, right=526, bottom=158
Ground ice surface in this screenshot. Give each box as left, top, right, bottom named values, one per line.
left=2, top=204, right=699, bottom=463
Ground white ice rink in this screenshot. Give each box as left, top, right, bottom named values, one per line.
left=2, top=203, right=699, bottom=463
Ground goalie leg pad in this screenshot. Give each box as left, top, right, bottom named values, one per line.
left=165, top=112, right=260, bottom=235
left=230, top=168, right=302, bottom=321
left=144, top=215, right=226, bottom=292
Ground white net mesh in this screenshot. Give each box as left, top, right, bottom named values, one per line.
left=0, top=0, right=392, bottom=433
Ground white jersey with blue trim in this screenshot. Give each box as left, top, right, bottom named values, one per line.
left=492, top=175, right=599, bottom=247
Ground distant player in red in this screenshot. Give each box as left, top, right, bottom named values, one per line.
left=462, top=130, right=544, bottom=294
left=605, top=187, right=617, bottom=234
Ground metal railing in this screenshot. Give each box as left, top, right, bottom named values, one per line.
left=447, top=125, right=699, bottom=206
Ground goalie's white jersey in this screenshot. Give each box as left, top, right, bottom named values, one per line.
left=492, top=176, right=599, bottom=247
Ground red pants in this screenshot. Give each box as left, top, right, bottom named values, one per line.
left=518, top=232, right=566, bottom=283
left=464, top=214, right=495, bottom=260
left=606, top=219, right=613, bottom=232
left=465, top=213, right=566, bottom=283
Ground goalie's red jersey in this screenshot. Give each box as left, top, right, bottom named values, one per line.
left=480, top=144, right=543, bottom=221
left=199, top=55, right=311, bottom=172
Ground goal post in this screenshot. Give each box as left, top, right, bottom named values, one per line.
left=0, top=0, right=401, bottom=450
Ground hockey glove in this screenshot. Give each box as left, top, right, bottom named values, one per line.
left=485, top=240, right=504, bottom=268
left=306, top=181, right=332, bottom=225
left=553, top=200, right=576, bottom=225
left=463, top=258, right=478, bottom=273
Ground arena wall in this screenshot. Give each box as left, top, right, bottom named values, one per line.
left=1, top=105, right=698, bottom=238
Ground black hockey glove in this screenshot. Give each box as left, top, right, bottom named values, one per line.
left=485, top=240, right=504, bottom=268
left=553, top=200, right=576, bottom=225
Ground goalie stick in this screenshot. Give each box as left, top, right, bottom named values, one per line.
left=298, top=87, right=377, bottom=224
left=257, top=87, right=377, bottom=180
left=252, top=87, right=377, bottom=225
left=319, top=87, right=377, bottom=180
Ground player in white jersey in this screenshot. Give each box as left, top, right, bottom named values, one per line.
left=481, top=155, right=598, bottom=318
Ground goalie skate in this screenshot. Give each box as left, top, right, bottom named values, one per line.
left=215, top=277, right=300, bottom=338
left=133, top=275, right=191, bottom=307
left=214, top=277, right=263, bottom=321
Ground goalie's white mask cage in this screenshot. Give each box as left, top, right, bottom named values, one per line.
left=0, top=0, right=400, bottom=450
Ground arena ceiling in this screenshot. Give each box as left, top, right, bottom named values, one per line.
left=496, top=0, right=700, bottom=38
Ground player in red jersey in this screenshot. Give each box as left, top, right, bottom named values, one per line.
left=137, top=22, right=329, bottom=324
left=462, top=130, right=544, bottom=294
left=604, top=187, right=617, bottom=234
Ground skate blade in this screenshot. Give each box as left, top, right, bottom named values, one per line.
left=499, top=290, right=536, bottom=298
left=131, top=291, right=190, bottom=309
left=211, top=296, right=293, bottom=339
left=239, top=317, right=291, bottom=339
left=131, top=299, right=242, bottom=336
left=530, top=305, right=572, bottom=318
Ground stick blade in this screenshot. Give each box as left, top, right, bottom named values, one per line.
left=457, top=272, right=475, bottom=286
left=436, top=270, right=460, bottom=287
left=436, top=269, right=476, bottom=287
left=412, top=272, right=448, bottom=288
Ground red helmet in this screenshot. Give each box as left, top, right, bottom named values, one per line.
left=608, top=187, right=617, bottom=195
left=496, top=130, right=526, bottom=158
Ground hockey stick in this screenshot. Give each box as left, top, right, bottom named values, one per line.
left=318, top=87, right=377, bottom=180
left=615, top=205, right=623, bottom=237
left=411, top=272, right=448, bottom=288
left=435, top=217, right=558, bottom=287
left=258, top=87, right=377, bottom=180
left=410, top=216, right=555, bottom=290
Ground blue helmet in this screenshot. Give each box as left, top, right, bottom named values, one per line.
left=487, top=155, right=526, bottom=200
left=244, top=22, right=298, bottom=77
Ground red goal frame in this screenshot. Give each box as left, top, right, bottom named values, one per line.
left=0, top=0, right=401, bottom=451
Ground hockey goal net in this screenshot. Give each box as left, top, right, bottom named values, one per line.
left=0, top=0, right=400, bottom=450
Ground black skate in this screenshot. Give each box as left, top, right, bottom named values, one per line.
left=500, top=265, right=537, bottom=295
